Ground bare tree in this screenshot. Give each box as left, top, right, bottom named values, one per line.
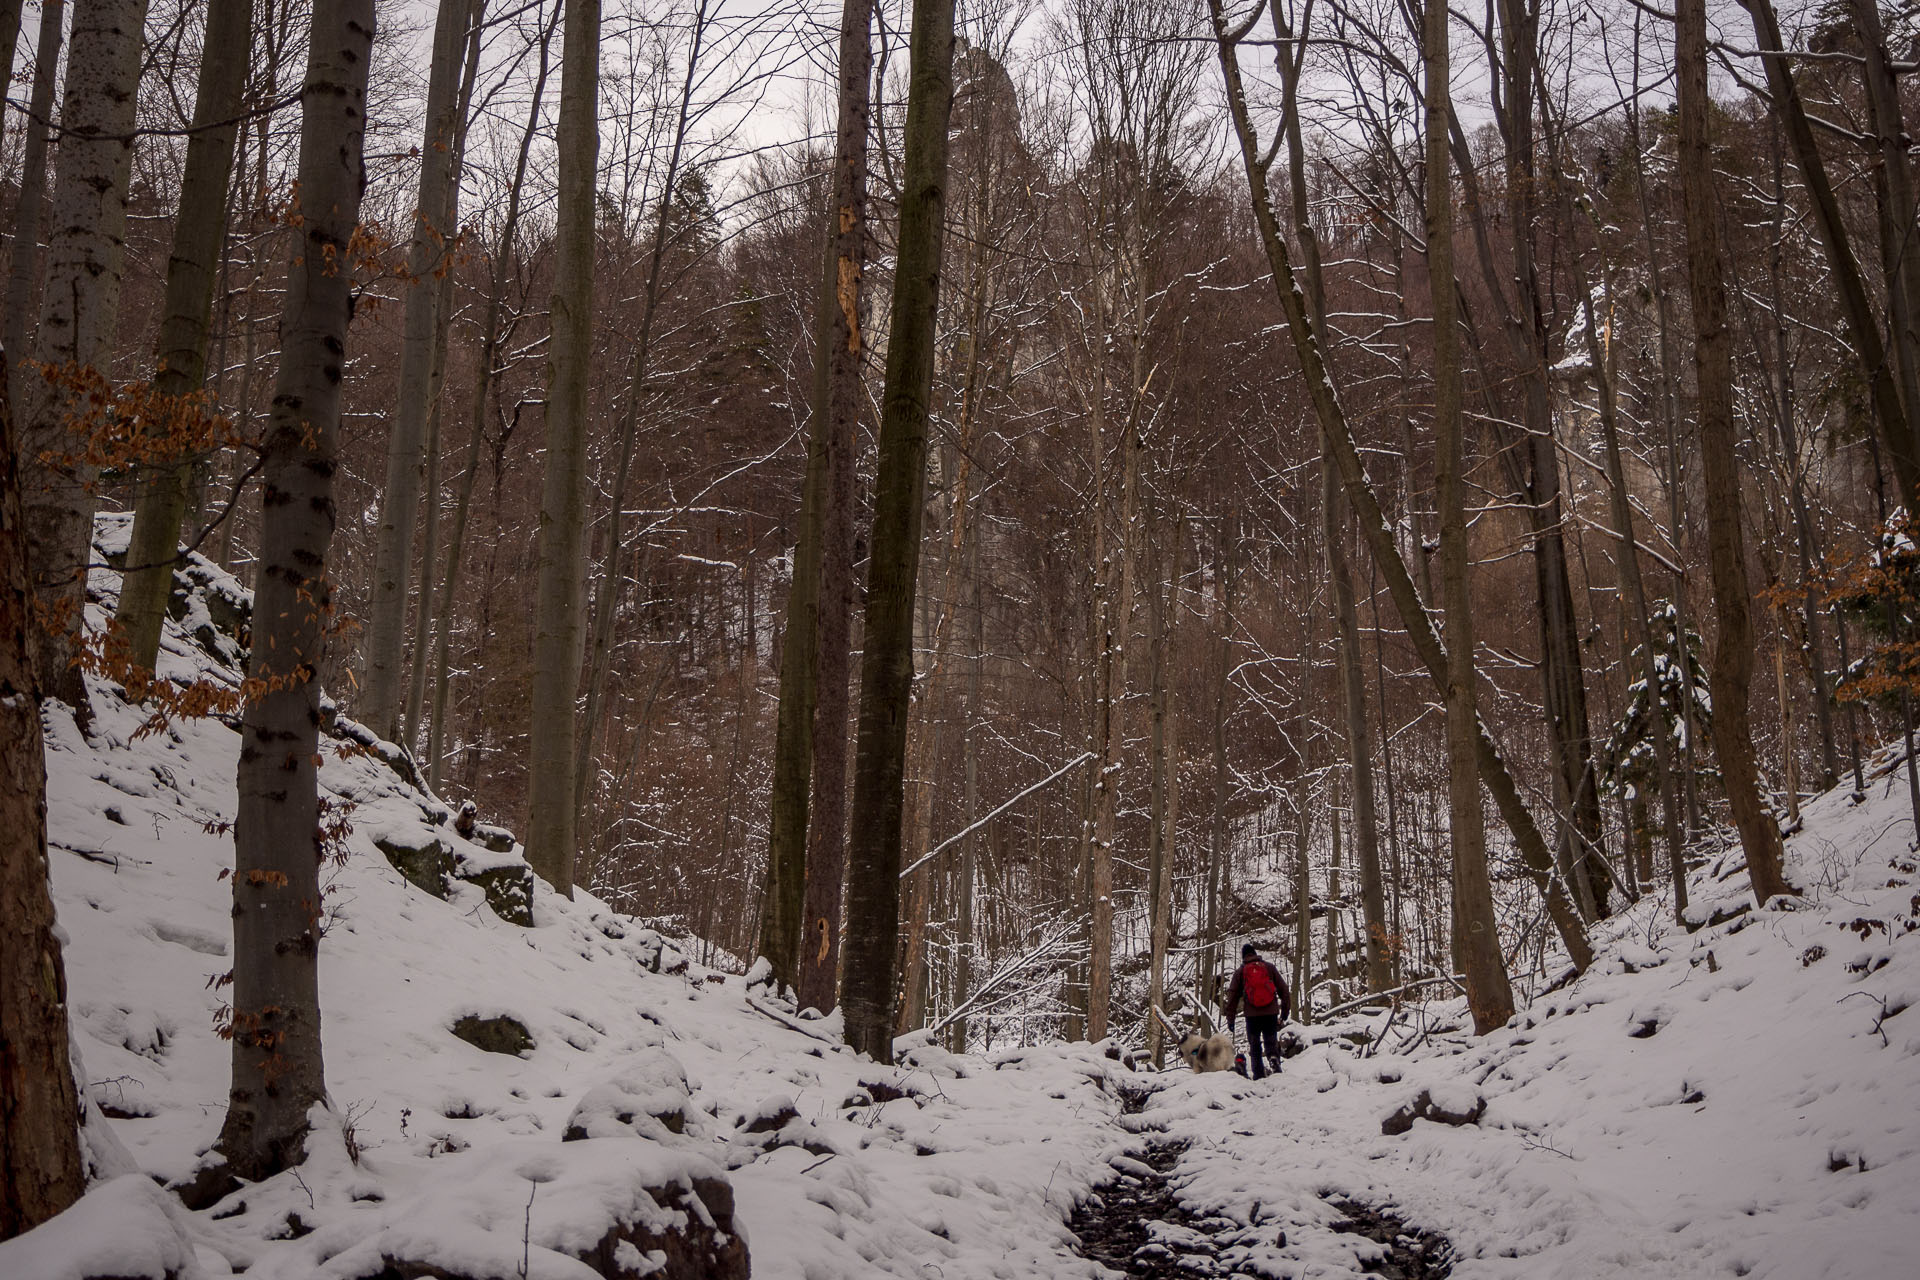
left=215, top=0, right=376, bottom=1180
left=1208, top=0, right=1592, bottom=975
left=115, top=0, right=256, bottom=674
left=1673, top=0, right=1793, bottom=908
left=359, top=0, right=481, bottom=741
left=18, top=0, right=150, bottom=710
left=1425, top=0, right=1512, bottom=1033
left=762, top=0, right=874, bottom=1006
left=2, top=0, right=65, bottom=369
left=524, top=0, right=601, bottom=897
left=0, top=352, right=85, bottom=1241
left=841, top=0, right=956, bottom=1063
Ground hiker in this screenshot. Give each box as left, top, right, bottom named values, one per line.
left=1225, top=943, right=1292, bottom=1080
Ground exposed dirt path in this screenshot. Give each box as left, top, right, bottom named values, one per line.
left=1068, top=1080, right=1454, bottom=1278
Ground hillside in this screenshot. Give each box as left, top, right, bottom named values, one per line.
left=3, top=530, right=1918, bottom=1279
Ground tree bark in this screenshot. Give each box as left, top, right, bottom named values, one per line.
left=19, top=0, right=149, bottom=711
left=789, top=0, right=872, bottom=1015
left=840, top=0, right=954, bottom=1062
left=1674, top=0, right=1793, bottom=908
left=215, top=0, right=374, bottom=1178
left=114, top=0, right=254, bottom=675
left=1426, top=0, right=1513, bottom=1033
left=524, top=0, right=600, bottom=898
left=360, top=0, right=477, bottom=740
left=2, top=0, right=62, bottom=370
left=0, top=344, right=86, bottom=1242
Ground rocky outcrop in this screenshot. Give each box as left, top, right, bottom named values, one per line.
left=450, top=1014, right=534, bottom=1057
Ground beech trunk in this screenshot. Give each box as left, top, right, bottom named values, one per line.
left=215, top=0, right=374, bottom=1178
left=841, top=0, right=954, bottom=1062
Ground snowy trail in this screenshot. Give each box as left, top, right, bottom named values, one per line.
left=8, top=523, right=1920, bottom=1280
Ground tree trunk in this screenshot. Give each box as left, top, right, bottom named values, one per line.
left=114, top=0, right=254, bottom=675
left=792, top=0, right=870, bottom=1015
left=1851, top=0, right=1920, bottom=487
left=524, top=0, right=600, bottom=898
left=0, top=0, right=22, bottom=157
left=1202, top=515, right=1236, bottom=1002
left=19, top=0, right=150, bottom=711
left=0, top=345, right=86, bottom=1242
left=2, top=0, right=63, bottom=369
left=840, top=0, right=954, bottom=1062
left=1566, top=191, right=1691, bottom=920
left=1761, top=124, right=1838, bottom=792
left=1145, top=501, right=1181, bottom=1064
left=764, top=0, right=871, bottom=1001
left=1426, top=0, right=1513, bottom=1034
left=360, top=0, right=476, bottom=740
left=1674, top=0, right=1793, bottom=909
left=949, top=523, right=982, bottom=1051
left=215, top=0, right=374, bottom=1178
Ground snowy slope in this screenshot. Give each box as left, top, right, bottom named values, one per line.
left=1138, top=763, right=1920, bottom=1279
left=7, top=523, right=1920, bottom=1279
left=5, top=523, right=1139, bottom=1279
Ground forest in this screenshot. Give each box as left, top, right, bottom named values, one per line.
left=3, top=0, right=1920, bottom=1272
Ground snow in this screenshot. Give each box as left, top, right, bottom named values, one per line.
left=6, top=524, right=1920, bottom=1277
left=0, top=1175, right=204, bottom=1280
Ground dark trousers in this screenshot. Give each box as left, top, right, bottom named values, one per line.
left=1246, top=1013, right=1281, bottom=1079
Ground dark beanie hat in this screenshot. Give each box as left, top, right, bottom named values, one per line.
left=1241, top=943, right=1257, bottom=959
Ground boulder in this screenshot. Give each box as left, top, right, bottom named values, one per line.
left=564, top=1052, right=695, bottom=1140
left=378, top=834, right=455, bottom=900
left=459, top=862, right=534, bottom=927
left=451, top=1014, right=535, bottom=1057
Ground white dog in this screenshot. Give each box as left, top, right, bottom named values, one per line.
left=1178, top=1030, right=1234, bottom=1073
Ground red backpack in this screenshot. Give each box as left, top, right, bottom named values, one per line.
left=1242, top=959, right=1277, bottom=1009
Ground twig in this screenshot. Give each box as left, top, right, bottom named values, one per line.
left=521, top=1182, right=537, bottom=1279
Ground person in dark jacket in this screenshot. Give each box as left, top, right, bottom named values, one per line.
left=1226, top=943, right=1292, bottom=1079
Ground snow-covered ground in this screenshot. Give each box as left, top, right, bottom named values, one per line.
left=1148, top=771, right=1920, bottom=1279
left=5, top=526, right=1919, bottom=1278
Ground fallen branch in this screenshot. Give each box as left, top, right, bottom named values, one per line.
left=927, top=918, right=1079, bottom=1035
left=1319, top=975, right=1466, bottom=1021
left=900, top=752, right=1095, bottom=879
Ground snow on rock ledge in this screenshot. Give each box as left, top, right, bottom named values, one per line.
left=293, top=1141, right=747, bottom=1280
